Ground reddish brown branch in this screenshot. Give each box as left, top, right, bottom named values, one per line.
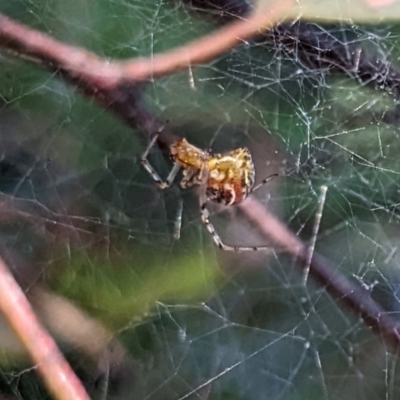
left=120, top=0, right=292, bottom=80
left=0, top=2, right=292, bottom=153
left=0, top=256, right=90, bottom=400
left=0, top=1, right=291, bottom=87
left=239, top=198, right=400, bottom=352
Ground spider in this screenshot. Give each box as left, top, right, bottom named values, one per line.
left=141, top=134, right=277, bottom=251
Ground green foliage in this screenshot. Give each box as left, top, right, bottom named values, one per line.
left=1, top=0, right=400, bottom=399
left=53, top=247, right=222, bottom=327
left=259, top=0, right=400, bottom=22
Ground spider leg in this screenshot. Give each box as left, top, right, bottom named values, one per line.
left=200, top=202, right=274, bottom=252
left=181, top=164, right=205, bottom=188
left=251, top=173, right=279, bottom=194
left=180, top=168, right=198, bottom=188
left=141, top=135, right=181, bottom=189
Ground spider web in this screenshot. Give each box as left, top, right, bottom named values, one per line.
left=0, top=1, right=400, bottom=399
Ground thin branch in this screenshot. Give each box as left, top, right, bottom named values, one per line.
left=0, top=1, right=292, bottom=86
left=238, top=197, right=400, bottom=352
left=0, top=3, right=291, bottom=152
left=0, top=256, right=90, bottom=400
left=120, top=0, right=292, bottom=80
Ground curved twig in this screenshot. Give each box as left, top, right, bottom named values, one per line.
left=0, top=1, right=291, bottom=86
left=238, top=197, right=400, bottom=352
left=0, top=256, right=90, bottom=400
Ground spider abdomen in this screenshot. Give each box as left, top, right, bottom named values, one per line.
left=206, top=147, right=255, bottom=206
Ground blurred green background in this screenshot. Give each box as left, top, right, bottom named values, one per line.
left=1, top=1, right=400, bottom=399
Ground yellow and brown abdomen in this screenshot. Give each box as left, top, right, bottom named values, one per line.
left=206, top=147, right=255, bottom=206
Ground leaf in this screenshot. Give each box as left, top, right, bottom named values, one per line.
left=258, top=0, right=400, bottom=22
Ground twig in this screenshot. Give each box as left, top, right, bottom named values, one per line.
left=0, top=1, right=291, bottom=85
left=0, top=256, right=90, bottom=400
left=238, top=197, right=400, bottom=352
left=120, top=0, right=292, bottom=81
left=0, top=3, right=292, bottom=152
left=303, top=185, right=328, bottom=284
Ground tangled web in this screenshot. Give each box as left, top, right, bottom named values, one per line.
left=1, top=1, right=400, bottom=399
